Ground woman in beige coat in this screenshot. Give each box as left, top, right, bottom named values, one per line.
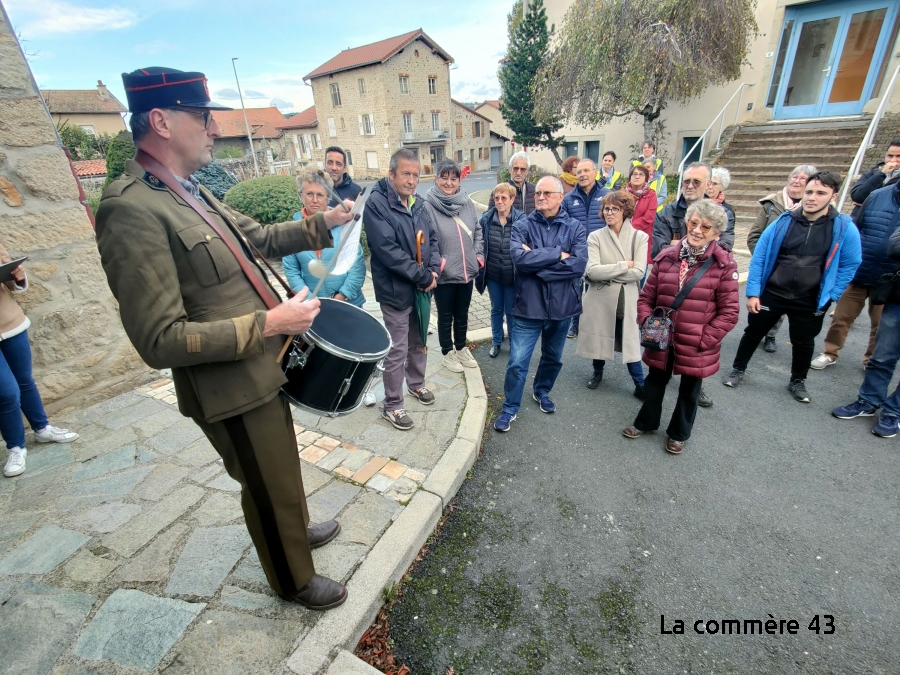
left=576, top=191, right=648, bottom=400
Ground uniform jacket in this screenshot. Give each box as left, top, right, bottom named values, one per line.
left=509, top=208, right=587, bottom=320
left=282, top=212, right=366, bottom=306
left=364, top=178, right=440, bottom=311
left=746, top=208, right=862, bottom=311
left=651, top=196, right=735, bottom=258
left=424, top=198, right=484, bottom=285
left=562, top=181, right=608, bottom=234
left=747, top=192, right=787, bottom=253
left=849, top=182, right=900, bottom=287
left=95, top=159, right=334, bottom=424
left=0, top=242, right=28, bottom=338
left=330, top=172, right=363, bottom=207
left=638, top=242, right=739, bottom=378
left=576, top=221, right=647, bottom=363
left=489, top=180, right=535, bottom=215
left=481, top=206, right=524, bottom=287
left=850, top=163, right=900, bottom=222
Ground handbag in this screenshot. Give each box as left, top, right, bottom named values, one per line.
left=640, top=254, right=715, bottom=350
left=873, top=267, right=900, bottom=305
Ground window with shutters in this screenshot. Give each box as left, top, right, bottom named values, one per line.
left=330, top=83, right=341, bottom=106
left=402, top=113, right=413, bottom=133
left=473, top=121, right=482, bottom=137
left=314, top=134, right=321, bottom=149
left=358, top=78, right=366, bottom=94
left=366, top=151, right=378, bottom=169
left=399, top=76, right=409, bottom=94
left=455, top=122, right=463, bottom=138
left=346, top=151, right=353, bottom=165
left=327, top=118, right=336, bottom=137
left=362, top=114, right=374, bottom=135
left=456, top=150, right=463, bottom=162
left=431, top=112, right=440, bottom=131
left=428, top=77, right=436, bottom=95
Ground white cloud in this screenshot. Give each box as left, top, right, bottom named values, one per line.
left=215, top=88, right=241, bottom=100
left=243, top=90, right=267, bottom=99
left=270, top=98, right=294, bottom=110
left=9, top=0, right=137, bottom=36
left=430, top=9, right=508, bottom=104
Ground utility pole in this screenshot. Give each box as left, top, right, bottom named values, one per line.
left=231, top=57, right=260, bottom=178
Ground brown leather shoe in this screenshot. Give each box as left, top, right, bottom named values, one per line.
left=308, top=520, right=340, bottom=549
left=665, top=439, right=684, bottom=455
left=622, top=426, right=644, bottom=439
left=283, top=574, right=348, bottom=610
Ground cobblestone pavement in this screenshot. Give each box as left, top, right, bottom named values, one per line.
left=0, top=275, right=471, bottom=675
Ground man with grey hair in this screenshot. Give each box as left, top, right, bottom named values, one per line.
left=489, top=151, right=536, bottom=214
left=364, top=148, right=441, bottom=431
left=747, top=164, right=817, bottom=353
left=493, top=176, right=587, bottom=432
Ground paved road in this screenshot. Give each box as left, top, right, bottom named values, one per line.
left=389, top=304, right=900, bottom=673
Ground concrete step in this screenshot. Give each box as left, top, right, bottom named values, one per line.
left=726, top=133, right=866, bottom=149
left=721, top=145, right=860, bottom=160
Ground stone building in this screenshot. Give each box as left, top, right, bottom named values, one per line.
left=304, top=29, right=455, bottom=178
left=41, top=81, right=126, bottom=136
left=210, top=106, right=288, bottom=161
left=0, top=11, right=151, bottom=411
left=474, top=100, right=513, bottom=168
left=275, top=105, right=321, bottom=170
left=451, top=99, right=492, bottom=172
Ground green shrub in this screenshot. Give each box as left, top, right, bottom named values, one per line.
left=665, top=173, right=678, bottom=196
left=85, top=189, right=102, bottom=216
left=103, top=131, right=135, bottom=188
left=224, top=175, right=301, bottom=224
left=215, top=146, right=244, bottom=159
left=193, top=162, right=239, bottom=200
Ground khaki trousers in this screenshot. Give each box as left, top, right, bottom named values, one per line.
left=193, top=395, right=314, bottom=596
left=822, top=282, right=882, bottom=364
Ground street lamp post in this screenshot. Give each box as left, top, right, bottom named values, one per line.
left=231, top=57, right=260, bottom=178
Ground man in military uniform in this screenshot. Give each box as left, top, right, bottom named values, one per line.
left=95, top=67, right=354, bottom=610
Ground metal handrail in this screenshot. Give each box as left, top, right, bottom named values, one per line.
left=676, top=82, right=755, bottom=198
left=838, top=63, right=900, bottom=211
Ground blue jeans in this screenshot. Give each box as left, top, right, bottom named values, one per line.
left=859, top=302, right=900, bottom=416
left=486, top=279, right=515, bottom=346
left=0, top=330, right=49, bottom=450
left=502, top=316, right=570, bottom=415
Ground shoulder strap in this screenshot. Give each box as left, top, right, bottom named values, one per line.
left=670, top=254, right=716, bottom=312
left=134, top=150, right=286, bottom=310
left=452, top=214, right=473, bottom=239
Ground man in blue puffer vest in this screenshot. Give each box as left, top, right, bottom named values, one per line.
left=493, top=176, right=587, bottom=432
left=561, top=158, right=608, bottom=338
left=722, top=171, right=861, bottom=404
left=810, top=179, right=900, bottom=370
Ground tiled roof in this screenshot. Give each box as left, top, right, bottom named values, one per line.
left=211, top=107, right=288, bottom=139
left=277, top=106, right=317, bottom=130
left=478, top=100, right=501, bottom=110
left=72, top=159, right=107, bottom=177
left=305, top=29, right=453, bottom=80
left=42, top=89, right=126, bottom=114
left=452, top=99, right=491, bottom=122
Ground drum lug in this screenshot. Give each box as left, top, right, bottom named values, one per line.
left=286, top=347, right=309, bottom=370
left=339, top=378, right=352, bottom=396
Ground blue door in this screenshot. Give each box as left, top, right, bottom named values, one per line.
left=772, top=0, right=898, bottom=119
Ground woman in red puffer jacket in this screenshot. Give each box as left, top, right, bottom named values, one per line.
left=625, top=165, right=657, bottom=265
left=623, top=200, right=739, bottom=455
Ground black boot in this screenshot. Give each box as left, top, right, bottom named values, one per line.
left=587, top=371, right=603, bottom=389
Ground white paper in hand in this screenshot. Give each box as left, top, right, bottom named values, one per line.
left=330, top=217, right=362, bottom=275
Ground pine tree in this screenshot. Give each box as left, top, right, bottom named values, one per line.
left=499, top=0, right=565, bottom=166
left=103, top=131, right=136, bottom=188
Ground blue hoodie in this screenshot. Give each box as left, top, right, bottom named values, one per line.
left=746, top=208, right=861, bottom=312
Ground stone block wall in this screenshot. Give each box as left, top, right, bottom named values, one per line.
left=0, top=12, right=153, bottom=412
left=451, top=102, right=492, bottom=173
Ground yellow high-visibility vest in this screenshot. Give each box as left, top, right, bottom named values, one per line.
left=632, top=157, right=662, bottom=173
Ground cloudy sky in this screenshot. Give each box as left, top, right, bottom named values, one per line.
left=5, top=0, right=511, bottom=114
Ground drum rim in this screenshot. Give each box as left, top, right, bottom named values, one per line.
left=301, top=298, right=392, bottom=362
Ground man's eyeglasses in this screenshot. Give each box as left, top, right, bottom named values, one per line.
left=172, top=108, right=213, bottom=130
left=682, top=179, right=704, bottom=187
left=534, top=190, right=561, bottom=197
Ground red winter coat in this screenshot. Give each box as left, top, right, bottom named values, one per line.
left=627, top=186, right=656, bottom=263
left=637, top=241, right=739, bottom=378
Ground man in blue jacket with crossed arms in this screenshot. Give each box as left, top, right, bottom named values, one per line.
left=494, top=176, right=587, bottom=432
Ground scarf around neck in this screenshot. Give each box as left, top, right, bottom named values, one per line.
left=425, top=184, right=470, bottom=217
left=561, top=172, right=578, bottom=186
left=678, top=239, right=711, bottom=290
left=782, top=186, right=800, bottom=209
left=626, top=183, right=649, bottom=198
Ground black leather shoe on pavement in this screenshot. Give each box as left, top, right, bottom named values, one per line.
left=698, top=387, right=713, bottom=408
left=763, top=336, right=777, bottom=353
left=489, top=344, right=500, bottom=358
left=308, top=520, right=340, bottom=549
left=587, top=372, right=602, bottom=389
left=282, top=574, right=348, bottom=610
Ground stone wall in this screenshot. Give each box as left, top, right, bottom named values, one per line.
left=0, top=11, right=153, bottom=412
left=451, top=102, right=492, bottom=173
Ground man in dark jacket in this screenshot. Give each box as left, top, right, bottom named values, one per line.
left=811, top=180, right=900, bottom=370
left=651, top=162, right=735, bottom=257
left=488, top=151, right=536, bottom=215
left=364, top=149, right=441, bottom=431
left=493, top=176, right=587, bottom=432
left=324, top=146, right=362, bottom=206
left=849, top=139, right=900, bottom=222
left=832, top=224, right=900, bottom=437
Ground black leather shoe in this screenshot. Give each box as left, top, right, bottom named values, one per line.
left=489, top=344, right=500, bottom=358
left=633, top=384, right=645, bottom=401
left=698, top=387, right=713, bottom=408
left=587, top=372, right=602, bottom=389
left=763, top=336, right=777, bottom=353
left=282, top=574, right=348, bottom=610
left=308, top=520, right=340, bottom=549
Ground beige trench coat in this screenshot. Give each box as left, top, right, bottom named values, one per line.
left=575, top=220, right=648, bottom=363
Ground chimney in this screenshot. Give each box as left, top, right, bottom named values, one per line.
left=97, top=80, right=110, bottom=101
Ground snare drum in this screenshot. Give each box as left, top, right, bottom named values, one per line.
left=281, top=298, right=391, bottom=417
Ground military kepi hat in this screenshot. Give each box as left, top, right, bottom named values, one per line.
left=122, top=67, right=233, bottom=113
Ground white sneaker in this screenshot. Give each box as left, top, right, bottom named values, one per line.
left=442, top=350, right=464, bottom=373
left=4, top=447, right=26, bottom=477
left=34, top=425, right=79, bottom=443
left=363, top=391, right=377, bottom=407
left=455, top=346, right=478, bottom=368
left=810, top=354, right=836, bottom=370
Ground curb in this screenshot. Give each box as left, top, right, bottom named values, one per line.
left=285, top=366, right=487, bottom=674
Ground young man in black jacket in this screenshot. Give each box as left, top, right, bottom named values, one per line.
left=849, top=139, right=900, bottom=221
left=324, top=146, right=362, bottom=207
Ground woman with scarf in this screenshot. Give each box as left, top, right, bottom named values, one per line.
left=424, top=159, right=484, bottom=373
left=625, top=165, right=656, bottom=264
left=623, top=200, right=739, bottom=455
left=283, top=169, right=367, bottom=306
left=560, top=156, right=579, bottom=195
